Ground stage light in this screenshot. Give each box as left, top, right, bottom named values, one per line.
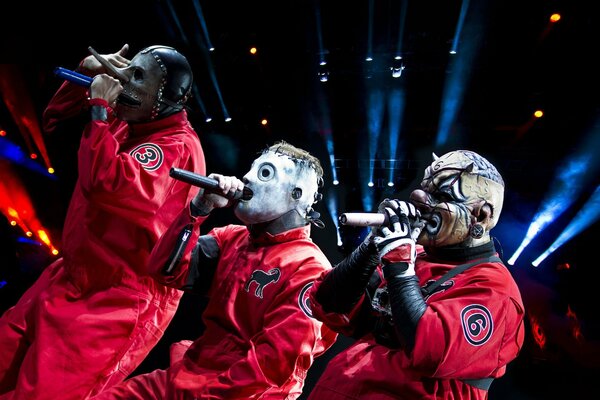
left=205, top=117, right=212, bottom=123
left=0, top=130, right=6, bottom=136
left=368, top=181, right=374, bottom=187
left=30, top=153, right=37, bottom=159
left=387, top=181, right=394, bottom=187
left=261, top=119, right=268, bottom=126
left=318, top=70, right=329, bottom=82
left=550, top=13, right=561, bottom=23
left=250, top=47, right=257, bottom=55
left=332, top=179, right=339, bottom=186
left=225, top=117, right=232, bottom=122
left=534, top=110, right=544, bottom=118
left=391, top=64, right=405, bottom=78
left=209, top=47, right=215, bottom=52
left=48, top=167, right=54, bottom=174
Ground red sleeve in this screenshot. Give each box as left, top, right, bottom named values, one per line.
left=76, top=112, right=196, bottom=223
left=42, top=73, right=93, bottom=134
left=147, top=204, right=208, bottom=287
left=410, top=263, right=525, bottom=379
left=200, top=256, right=338, bottom=397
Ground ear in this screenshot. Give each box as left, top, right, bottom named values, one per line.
left=292, top=187, right=302, bottom=200
left=473, top=202, right=494, bottom=228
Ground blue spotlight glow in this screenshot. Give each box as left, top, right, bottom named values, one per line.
left=0, top=137, right=55, bottom=178
left=326, top=192, right=343, bottom=247
left=192, top=0, right=215, bottom=52
left=386, top=88, right=405, bottom=185
left=333, top=179, right=339, bottom=186
left=532, top=185, right=600, bottom=266
left=435, top=0, right=486, bottom=147
left=508, top=154, right=592, bottom=265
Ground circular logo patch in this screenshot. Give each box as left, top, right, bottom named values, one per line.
left=129, top=143, right=164, bottom=171
left=298, top=282, right=315, bottom=318
left=461, top=304, right=493, bottom=346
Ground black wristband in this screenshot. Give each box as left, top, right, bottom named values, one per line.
left=90, top=105, right=108, bottom=122
left=190, top=201, right=211, bottom=217
left=382, top=262, right=410, bottom=278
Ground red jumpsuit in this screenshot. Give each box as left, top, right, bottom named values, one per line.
left=0, top=80, right=205, bottom=399
left=308, top=245, right=525, bottom=400
left=91, top=206, right=338, bottom=399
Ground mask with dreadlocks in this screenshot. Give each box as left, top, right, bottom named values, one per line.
left=234, top=141, right=324, bottom=227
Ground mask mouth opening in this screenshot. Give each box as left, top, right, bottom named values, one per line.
left=116, top=92, right=142, bottom=107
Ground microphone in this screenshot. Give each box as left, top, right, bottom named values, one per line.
left=53, top=67, right=141, bottom=106
left=169, top=167, right=253, bottom=201
left=339, top=212, right=387, bottom=227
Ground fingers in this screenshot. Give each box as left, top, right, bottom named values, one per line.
left=117, top=43, right=129, bottom=56
left=209, top=174, right=244, bottom=197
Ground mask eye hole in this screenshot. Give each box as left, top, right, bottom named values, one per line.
left=133, top=68, right=143, bottom=81
left=257, top=163, right=275, bottom=181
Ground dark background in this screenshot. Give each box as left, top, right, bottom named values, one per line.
left=1, top=1, right=600, bottom=398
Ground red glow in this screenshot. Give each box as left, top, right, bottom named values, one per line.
left=529, top=314, right=546, bottom=349
left=0, top=162, right=57, bottom=253
left=557, top=262, right=570, bottom=271
left=566, top=305, right=584, bottom=341
left=550, top=13, right=561, bottom=23
left=0, top=65, right=52, bottom=169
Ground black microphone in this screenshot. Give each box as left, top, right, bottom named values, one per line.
left=53, top=67, right=141, bottom=106
left=169, top=167, right=253, bottom=201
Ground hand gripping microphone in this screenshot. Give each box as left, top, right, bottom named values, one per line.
left=53, top=67, right=141, bottom=106
left=169, top=167, right=253, bottom=201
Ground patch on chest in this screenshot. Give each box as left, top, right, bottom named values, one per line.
left=244, top=268, right=281, bottom=298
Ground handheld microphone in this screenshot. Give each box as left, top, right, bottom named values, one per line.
left=169, top=167, right=253, bottom=201
left=53, top=67, right=141, bottom=106
left=339, top=212, right=387, bottom=227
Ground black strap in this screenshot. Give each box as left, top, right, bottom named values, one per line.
left=421, top=255, right=502, bottom=297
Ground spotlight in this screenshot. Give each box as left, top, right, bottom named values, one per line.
left=318, top=64, right=329, bottom=82
left=332, top=179, right=339, bottom=186
left=387, top=181, right=394, bottom=187
left=225, top=117, right=232, bottom=122
left=367, top=181, right=374, bottom=187
left=205, top=117, right=212, bottom=123
left=390, top=58, right=405, bottom=78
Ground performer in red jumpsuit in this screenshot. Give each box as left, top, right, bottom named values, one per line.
left=91, top=141, right=337, bottom=399
left=308, top=150, right=525, bottom=399
left=0, top=44, right=205, bottom=400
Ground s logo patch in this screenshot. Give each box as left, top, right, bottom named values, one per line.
left=298, top=282, right=315, bottom=318
left=129, top=143, right=164, bottom=171
left=461, top=304, right=493, bottom=346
